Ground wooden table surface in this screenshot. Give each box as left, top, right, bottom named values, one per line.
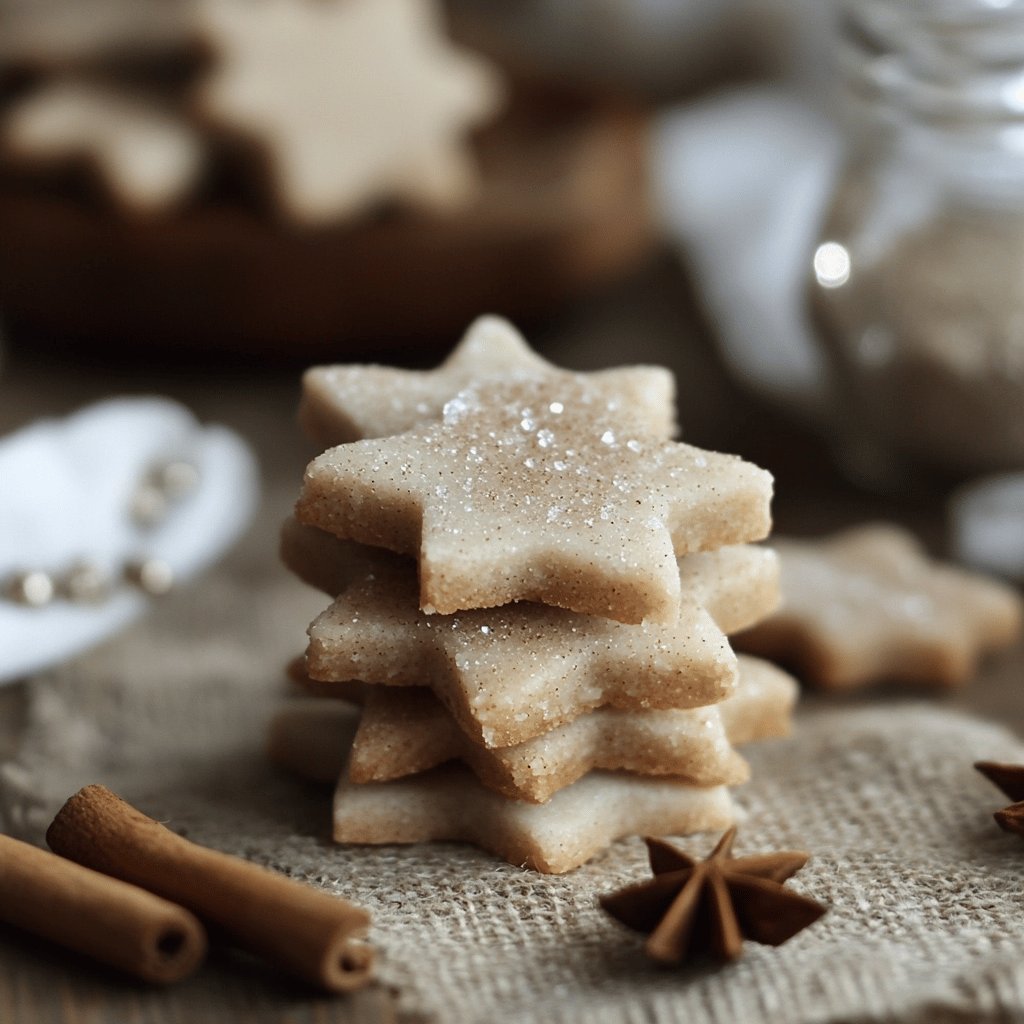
left=1, top=254, right=1020, bottom=1022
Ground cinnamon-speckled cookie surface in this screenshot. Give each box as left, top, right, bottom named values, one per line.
left=299, top=316, right=678, bottom=446
left=296, top=373, right=773, bottom=623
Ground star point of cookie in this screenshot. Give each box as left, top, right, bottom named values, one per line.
left=600, top=828, right=826, bottom=964
left=194, top=0, right=503, bottom=226
left=296, top=374, right=773, bottom=624
left=299, top=315, right=678, bottom=446
left=736, top=523, right=1023, bottom=690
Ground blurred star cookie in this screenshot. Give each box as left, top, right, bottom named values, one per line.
left=2, top=82, right=203, bottom=215
left=303, top=544, right=779, bottom=747
left=296, top=374, right=773, bottom=624
left=736, top=524, right=1023, bottom=689
left=299, top=315, right=678, bottom=446
left=194, top=0, right=503, bottom=225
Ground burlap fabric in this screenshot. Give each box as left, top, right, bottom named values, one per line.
left=2, top=503, right=1024, bottom=1024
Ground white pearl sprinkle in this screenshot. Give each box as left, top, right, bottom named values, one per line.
left=7, top=570, right=55, bottom=607
left=126, top=558, right=174, bottom=596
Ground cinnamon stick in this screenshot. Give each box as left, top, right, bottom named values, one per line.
left=46, top=785, right=374, bottom=992
left=0, top=833, right=206, bottom=984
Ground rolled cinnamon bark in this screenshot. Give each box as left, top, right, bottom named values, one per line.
left=47, top=785, right=373, bottom=992
left=0, top=833, right=206, bottom=984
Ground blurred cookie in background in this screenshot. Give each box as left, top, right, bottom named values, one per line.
left=0, top=0, right=656, bottom=358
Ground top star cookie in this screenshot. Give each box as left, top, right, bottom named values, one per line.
left=299, top=315, right=678, bottom=446
left=296, top=369, right=773, bottom=624
left=736, top=523, right=1022, bottom=689
left=195, top=0, right=503, bottom=225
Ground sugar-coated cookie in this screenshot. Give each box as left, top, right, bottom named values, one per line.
left=347, top=655, right=796, bottom=802
left=281, top=518, right=780, bottom=630
left=296, top=372, right=772, bottom=624
left=299, top=315, right=677, bottom=446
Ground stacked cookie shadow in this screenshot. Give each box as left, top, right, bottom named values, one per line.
left=272, top=317, right=798, bottom=873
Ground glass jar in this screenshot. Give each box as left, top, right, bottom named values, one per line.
left=810, top=0, right=1024, bottom=487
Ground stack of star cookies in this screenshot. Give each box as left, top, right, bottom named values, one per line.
left=274, top=316, right=798, bottom=873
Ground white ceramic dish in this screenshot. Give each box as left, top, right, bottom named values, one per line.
left=0, top=397, right=258, bottom=683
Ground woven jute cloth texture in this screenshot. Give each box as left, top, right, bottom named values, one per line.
left=3, top=518, right=1024, bottom=1024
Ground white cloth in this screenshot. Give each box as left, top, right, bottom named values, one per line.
left=653, top=89, right=1024, bottom=577
left=652, top=87, right=843, bottom=420
left=0, top=397, right=258, bottom=683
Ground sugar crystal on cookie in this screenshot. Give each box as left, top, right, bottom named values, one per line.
left=297, top=372, right=772, bottom=625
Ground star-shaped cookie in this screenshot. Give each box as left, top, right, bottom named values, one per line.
left=270, top=654, right=796, bottom=798
left=600, top=828, right=825, bottom=964
left=296, top=374, right=773, bottom=624
left=2, top=82, right=203, bottom=215
left=346, top=655, right=796, bottom=802
left=303, top=543, right=778, bottom=748
left=736, top=524, right=1022, bottom=689
left=299, top=315, right=678, bottom=446
left=194, top=0, right=503, bottom=225
left=333, top=763, right=734, bottom=874
left=283, top=517, right=779, bottom=633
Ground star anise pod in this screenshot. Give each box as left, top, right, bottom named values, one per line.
left=600, top=828, right=826, bottom=965
left=975, top=761, right=1024, bottom=837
